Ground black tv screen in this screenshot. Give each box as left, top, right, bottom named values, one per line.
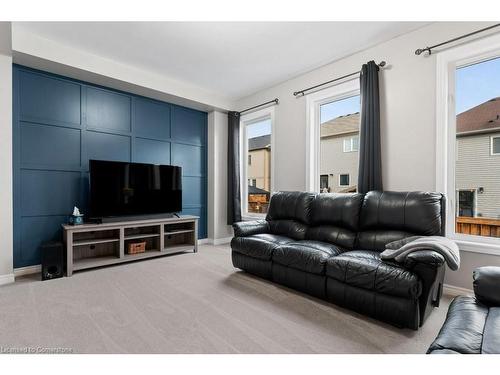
left=89, top=160, right=182, bottom=217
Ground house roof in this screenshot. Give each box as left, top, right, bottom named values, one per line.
left=321, top=112, right=360, bottom=138
left=248, top=134, right=271, bottom=151
left=457, top=97, right=500, bottom=135
left=248, top=185, right=270, bottom=195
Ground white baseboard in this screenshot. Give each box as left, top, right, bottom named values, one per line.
left=0, top=273, right=15, bottom=286
left=14, top=264, right=41, bottom=277
left=443, top=283, right=473, bottom=297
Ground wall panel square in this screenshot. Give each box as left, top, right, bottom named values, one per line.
left=135, top=138, right=171, bottom=165
left=86, top=131, right=131, bottom=167
left=86, top=87, right=131, bottom=132
left=135, top=98, right=170, bottom=139
left=20, top=122, right=81, bottom=169
left=20, top=170, right=82, bottom=216
left=171, top=143, right=204, bottom=176
left=19, top=71, right=81, bottom=126
left=171, top=106, right=206, bottom=145
left=182, top=176, right=204, bottom=206
left=18, top=216, right=67, bottom=267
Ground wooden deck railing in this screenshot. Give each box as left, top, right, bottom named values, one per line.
left=456, top=216, right=500, bottom=238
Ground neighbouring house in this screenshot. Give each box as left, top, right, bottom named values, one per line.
left=320, top=112, right=360, bottom=193
left=247, top=134, right=271, bottom=213
left=455, top=97, right=500, bottom=238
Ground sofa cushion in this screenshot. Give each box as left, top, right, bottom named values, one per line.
left=231, top=234, right=294, bottom=260
left=357, top=191, right=443, bottom=251
left=273, top=240, right=344, bottom=275
left=266, top=191, right=315, bottom=224
left=427, top=296, right=488, bottom=354
left=306, top=225, right=358, bottom=250
left=268, top=219, right=309, bottom=240
left=325, top=250, right=422, bottom=299
left=309, top=193, right=364, bottom=231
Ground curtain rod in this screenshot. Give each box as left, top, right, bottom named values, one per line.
left=415, top=23, right=500, bottom=56
left=293, top=61, right=386, bottom=97
left=239, top=98, right=279, bottom=115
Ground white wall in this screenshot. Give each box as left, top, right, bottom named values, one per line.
left=234, top=22, right=500, bottom=289
left=0, top=22, right=14, bottom=284
left=207, top=111, right=234, bottom=243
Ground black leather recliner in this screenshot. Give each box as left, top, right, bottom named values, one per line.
left=231, top=191, right=447, bottom=330
left=428, top=266, right=500, bottom=354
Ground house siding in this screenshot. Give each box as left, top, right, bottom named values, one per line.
left=248, top=148, right=271, bottom=191
left=456, top=131, right=500, bottom=219
left=320, top=134, right=358, bottom=192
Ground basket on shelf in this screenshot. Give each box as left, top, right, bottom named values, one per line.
left=127, top=241, right=146, bottom=254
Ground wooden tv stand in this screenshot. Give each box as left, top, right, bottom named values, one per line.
left=62, top=215, right=198, bottom=276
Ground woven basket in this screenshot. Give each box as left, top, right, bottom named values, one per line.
left=127, top=241, right=146, bottom=254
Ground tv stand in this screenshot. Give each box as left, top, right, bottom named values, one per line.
left=62, top=215, right=198, bottom=276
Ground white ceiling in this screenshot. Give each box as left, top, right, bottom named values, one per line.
left=16, top=22, right=428, bottom=99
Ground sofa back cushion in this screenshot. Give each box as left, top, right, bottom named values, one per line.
left=357, top=191, right=444, bottom=251
left=266, top=191, right=315, bottom=240
left=305, top=193, right=364, bottom=250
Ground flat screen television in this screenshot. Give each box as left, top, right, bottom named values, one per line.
left=89, top=160, right=182, bottom=218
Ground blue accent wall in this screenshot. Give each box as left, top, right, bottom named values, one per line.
left=12, top=65, right=208, bottom=268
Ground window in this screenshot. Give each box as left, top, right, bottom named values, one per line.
left=320, top=174, right=329, bottom=192
left=343, top=136, right=359, bottom=152
left=454, top=57, right=500, bottom=238
left=241, top=108, right=274, bottom=217
left=492, top=136, right=500, bottom=155
left=436, top=34, right=500, bottom=248
left=457, top=190, right=476, bottom=217
left=339, top=174, right=350, bottom=186
left=306, top=80, right=360, bottom=194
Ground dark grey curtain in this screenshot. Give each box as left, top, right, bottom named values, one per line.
left=227, top=111, right=242, bottom=224
left=358, top=60, right=383, bottom=194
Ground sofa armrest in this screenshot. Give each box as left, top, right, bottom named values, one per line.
left=232, top=220, right=269, bottom=237
left=403, top=250, right=446, bottom=269
left=473, top=266, right=500, bottom=306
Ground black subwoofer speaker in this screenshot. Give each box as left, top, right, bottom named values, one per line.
left=41, top=241, right=64, bottom=281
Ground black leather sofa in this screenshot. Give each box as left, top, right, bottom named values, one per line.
left=231, top=191, right=447, bottom=330
left=428, top=266, right=500, bottom=354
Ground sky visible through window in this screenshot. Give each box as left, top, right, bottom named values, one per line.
left=456, top=56, right=500, bottom=114
left=247, top=119, right=271, bottom=138
left=320, top=95, right=360, bottom=123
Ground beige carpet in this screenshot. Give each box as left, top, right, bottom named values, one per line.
left=0, top=245, right=451, bottom=354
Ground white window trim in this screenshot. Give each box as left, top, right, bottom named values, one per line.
left=339, top=173, right=350, bottom=187
left=491, top=135, right=500, bottom=156
left=343, top=136, right=359, bottom=153
left=436, top=32, right=500, bottom=255
left=305, top=79, right=359, bottom=192
left=240, top=106, right=275, bottom=220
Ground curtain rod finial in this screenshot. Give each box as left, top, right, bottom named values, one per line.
left=379, top=61, right=386, bottom=67
left=415, top=47, right=431, bottom=56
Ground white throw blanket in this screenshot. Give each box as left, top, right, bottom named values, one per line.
left=380, top=236, right=460, bottom=270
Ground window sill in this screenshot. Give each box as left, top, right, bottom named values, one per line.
left=454, top=239, right=500, bottom=256
left=242, top=214, right=266, bottom=222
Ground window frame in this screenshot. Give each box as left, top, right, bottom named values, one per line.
left=305, top=79, right=360, bottom=192
left=436, top=32, right=500, bottom=254
left=339, top=173, right=350, bottom=187
left=343, top=136, right=359, bottom=153
left=491, top=135, right=500, bottom=156
left=240, top=107, right=275, bottom=220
